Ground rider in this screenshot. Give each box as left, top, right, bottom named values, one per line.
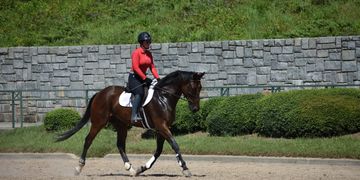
left=128, top=32, right=160, bottom=123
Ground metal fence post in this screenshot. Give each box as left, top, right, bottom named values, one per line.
left=85, top=90, right=89, bottom=105
left=20, top=91, right=23, bottom=128
left=220, top=87, right=229, bottom=96
left=271, top=86, right=281, bottom=93
left=11, top=91, right=15, bottom=128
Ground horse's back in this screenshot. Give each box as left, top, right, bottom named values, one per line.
left=102, top=85, right=125, bottom=93
left=93, top=85, right=125, bottom=106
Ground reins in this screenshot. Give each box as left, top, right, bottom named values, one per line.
left=127, top=78, right=201, bottom=103
left=154, top=80, right=201, bottom=102
left=125, top=82, right=148, bottom=92
left=154, top=86, right=184, bottom=99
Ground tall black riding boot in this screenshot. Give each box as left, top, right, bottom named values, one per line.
left=131, top=94, right=142, bottom=123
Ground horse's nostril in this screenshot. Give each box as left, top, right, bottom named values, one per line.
left=192, top=106, right=199, bottom=112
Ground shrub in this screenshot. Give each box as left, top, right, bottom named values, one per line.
left=172, top=97, right=229, bottom=134
left=200, top=97, right=228, bottom=129
left=44, top=108, right=81, bottom=131
left=172, top=100, right=203, bottom=134
left=255, top=88, right=360, bottom=138
left=201, top=97, right=228, bottom=119
left=207, top=94, right=263, bottom=136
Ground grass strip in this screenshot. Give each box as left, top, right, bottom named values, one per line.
left=0, top=126, right=359, bottom=159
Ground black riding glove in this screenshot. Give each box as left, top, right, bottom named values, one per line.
left=145, top=78, right=152, bottom=86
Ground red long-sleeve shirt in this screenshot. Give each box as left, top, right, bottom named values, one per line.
left=131, top=47, right=160, bottom=80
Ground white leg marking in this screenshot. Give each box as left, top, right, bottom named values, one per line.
left=145, top=156, right=156, bottom=169
left=176, top=154, right=183, bottom=167
left=124, top=162, right=132, bottom=171
left=125, top=162, right=137, bottom=176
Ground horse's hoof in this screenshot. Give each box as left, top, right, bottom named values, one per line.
left=134, top=166, right=146, bottom=176
left=135, top=167, right=143, bottom=176
left=129, top=167, right=138, bottom=177
left=74, top=166, right=82, bottom=176
left=182, top=169, right=192, bottom=177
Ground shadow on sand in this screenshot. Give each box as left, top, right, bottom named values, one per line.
left=89, top=172, right=206, bottom=178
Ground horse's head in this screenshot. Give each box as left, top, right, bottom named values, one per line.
left=181, top=72, right=205, bottom=112
left=156, top=71, right=205, bottom=112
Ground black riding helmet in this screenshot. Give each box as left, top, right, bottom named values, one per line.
left=138, top=32, right=151, bottom=44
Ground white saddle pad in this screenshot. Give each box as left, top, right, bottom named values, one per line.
left=119, top=80, right=157, bottom=107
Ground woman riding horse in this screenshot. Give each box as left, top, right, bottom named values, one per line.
left=56, top=70, right=205, bottom=177
left=128, top=32, right=160, bottom=123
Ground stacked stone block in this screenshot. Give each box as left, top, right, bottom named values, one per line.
left=0, top=36, right=359, bottom=122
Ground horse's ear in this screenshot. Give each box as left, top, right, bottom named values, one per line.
left=193, top=72, right=205, bottom=80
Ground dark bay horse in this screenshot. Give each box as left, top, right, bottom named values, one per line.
left=56, top=70, right=205, bottom=177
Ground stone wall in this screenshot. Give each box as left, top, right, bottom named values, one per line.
left=1, top=36, right=360, bottom=122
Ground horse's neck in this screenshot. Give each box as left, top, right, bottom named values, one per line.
left=155, top=83, right=183, bottom=107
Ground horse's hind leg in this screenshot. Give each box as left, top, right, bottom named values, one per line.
left=75, top=121, right=106, bottom=175
left=135, top=132, right=165, bottom=175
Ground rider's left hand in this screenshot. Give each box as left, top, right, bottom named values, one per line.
left=145, top=78, right=152, bottom=86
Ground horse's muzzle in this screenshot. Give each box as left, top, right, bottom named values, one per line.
left=189, top=105, right=199, bottom=113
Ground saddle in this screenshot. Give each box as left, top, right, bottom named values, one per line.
left=119, top=79, right=157, bottom=107
left=119, top=80, right=157, bottom=129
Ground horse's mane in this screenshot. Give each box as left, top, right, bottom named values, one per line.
left=156, top=70, right=194, bottom=88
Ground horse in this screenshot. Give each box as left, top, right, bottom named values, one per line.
left=56, top=70, right=205, bottom=177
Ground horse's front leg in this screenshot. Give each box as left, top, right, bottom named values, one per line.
left=135, top=132, right=165, bottom=175
left=167, top=136, right=192, bottom=177
left=156, top=129, right=192, bottom=177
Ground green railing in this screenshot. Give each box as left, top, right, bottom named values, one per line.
left=0, top=89, right=100, bottom=128
left=206, top=84, right=360, bottom=97
left=1, top=84, right=359, bottom=128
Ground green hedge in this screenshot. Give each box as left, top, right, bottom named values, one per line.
left=44, top=108, right=81, bottom=131
left=172, top=97, right=228, bottom=134
left=162, top=88, right=360, bottom=138
left=206, top=94, right=263, bottom=136
left=200, top=97, right=228, bottom=129
left=172, top=100, right=203, bottom=134
left=255, top=88, right=360, bottom=138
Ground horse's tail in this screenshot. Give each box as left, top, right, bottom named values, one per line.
left=56, top=93, right=97, bottom=142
